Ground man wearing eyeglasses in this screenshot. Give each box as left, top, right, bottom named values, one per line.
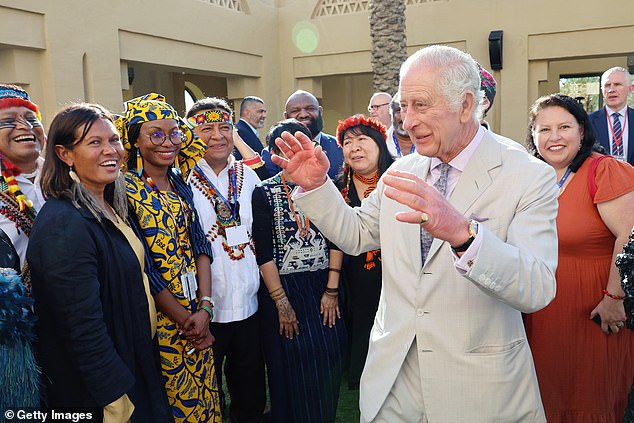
left=367, top=92, right=392, bottom=128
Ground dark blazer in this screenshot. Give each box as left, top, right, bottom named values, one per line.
left=261, top=132, right=344, bottom=179
left=589, top=106, right=634, bottom=165
left=235, top=119, right=264, bottom=160
left=319, top=132, right=345, bottom=179
left=28, top=198, right=171, bottom=422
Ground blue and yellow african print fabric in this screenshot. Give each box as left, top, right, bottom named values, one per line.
left=126, top=135, right=220, bottom=423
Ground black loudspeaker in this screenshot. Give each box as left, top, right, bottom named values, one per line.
left=488, top=30, right=503, bottom=71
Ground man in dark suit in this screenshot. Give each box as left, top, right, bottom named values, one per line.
left=235, top=96, right=266, bottom=160
left=589, top=67, right=634, bottom=165
left=262, top=90, right=344, bottom=179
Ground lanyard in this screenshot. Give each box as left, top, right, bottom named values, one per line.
left=393, top=134, right=415, bottom=157
left=557, top=167, right=572, bottom=188
left=193, top=164, right=239, bottom=220
left=606, top=108, right=627, bottom=152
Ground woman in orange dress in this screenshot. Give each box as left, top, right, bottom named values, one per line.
left=524, top=94, right=634, bottom=422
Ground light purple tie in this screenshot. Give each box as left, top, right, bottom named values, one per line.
left=421, top=163, right=451, bottom=264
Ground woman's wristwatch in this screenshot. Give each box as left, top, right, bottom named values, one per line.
left=200, top=295, right=215, bottom=308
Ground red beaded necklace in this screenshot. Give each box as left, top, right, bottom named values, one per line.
left=353, top=171, right=379, bottom=198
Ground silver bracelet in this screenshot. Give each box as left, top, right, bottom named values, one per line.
left=200, top=295, right=214, bottom=307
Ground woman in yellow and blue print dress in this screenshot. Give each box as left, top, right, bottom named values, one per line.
left=115, top=94, right=222, bottom=423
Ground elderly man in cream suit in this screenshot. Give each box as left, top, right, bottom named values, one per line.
left=272, top=45, right=558, bottom=423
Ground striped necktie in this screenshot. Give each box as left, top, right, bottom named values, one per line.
left=612, top=112, right=623, bottom=156
left=421, top=163, right=451, bottom=264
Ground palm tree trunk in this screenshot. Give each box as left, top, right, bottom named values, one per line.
left=369, top=0, right=408, bottom=94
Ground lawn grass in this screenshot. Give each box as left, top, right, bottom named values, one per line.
left=221, top=371, right=361, bottom=422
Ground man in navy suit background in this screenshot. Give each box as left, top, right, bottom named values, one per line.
left=235, top=96, right=266, bottom=160
left=589, top=67, right=634, bottom=165
left=261, top=90, right=344, bottom=179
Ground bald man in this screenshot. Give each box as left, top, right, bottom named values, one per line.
left=367, top=92, right=392, bottom=127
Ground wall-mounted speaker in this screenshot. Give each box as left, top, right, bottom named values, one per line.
left=488, top=30, right=503, bottom=71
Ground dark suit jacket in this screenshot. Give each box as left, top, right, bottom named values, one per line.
left=28, top=199, right=171, bottom=422
left=319, top=132, right=345, bottom=179
left=261, top=132, right=344, bottom=180
left=589, top=106, right=634, bottom=165
left=235, top=119, right=264, bottom=160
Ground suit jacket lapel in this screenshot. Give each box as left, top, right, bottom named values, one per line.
left=425, top=134, right=500, bottom=263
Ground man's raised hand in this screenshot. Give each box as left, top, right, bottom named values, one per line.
left=272, top=130, right=330, bottom=191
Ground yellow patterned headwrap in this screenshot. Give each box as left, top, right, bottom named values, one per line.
left=113, top=93, right=193, bottom=154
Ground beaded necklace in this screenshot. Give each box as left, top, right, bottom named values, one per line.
left=339, top=167, right=381, bottom=271
left=191, top=162, right=254, bottom=261
left=280, top=173, right=311, bottom=240
left=0, top=157, right=36, bottom=235
left=353, top=171, right=379, bottom=198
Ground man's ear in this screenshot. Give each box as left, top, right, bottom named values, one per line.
left=459, top=92, right=476, bottom=123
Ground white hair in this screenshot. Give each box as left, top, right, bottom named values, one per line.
left=601, top=67, right=632, bottom=87
left=399, top=45, right=485, bottom=122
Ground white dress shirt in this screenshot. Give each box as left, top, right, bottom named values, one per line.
left=188, top=156, right=261, bottom=323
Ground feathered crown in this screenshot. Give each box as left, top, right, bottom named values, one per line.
left=335, top=114, right=387, bottom=147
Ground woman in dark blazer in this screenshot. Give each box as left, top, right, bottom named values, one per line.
left=27, top=104, right=171, bottom=422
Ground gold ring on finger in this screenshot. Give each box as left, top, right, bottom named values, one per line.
left=420, top=212, right=429, bottom=226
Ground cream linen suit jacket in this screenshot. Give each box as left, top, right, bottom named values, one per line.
left=294, top=132, right=558, bottom=422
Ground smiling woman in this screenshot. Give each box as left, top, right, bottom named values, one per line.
left=28, top=103, right=172, bottom=421
left=185, top=97, right=268, bottom=422
left=116, top=93, right=221, bottom=423
left=524, top=94, right=634, bottom=422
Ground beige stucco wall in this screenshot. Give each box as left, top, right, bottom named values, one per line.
left=1, top=0, right=633, bottom=144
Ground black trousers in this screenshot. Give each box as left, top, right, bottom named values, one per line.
left=211, top=312, right=266, bottom=423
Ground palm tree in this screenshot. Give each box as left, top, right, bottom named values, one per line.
left=368, top=0, right=407, bottom=94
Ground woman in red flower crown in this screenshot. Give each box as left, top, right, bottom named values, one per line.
left=331, top=115, right=394, bottom=389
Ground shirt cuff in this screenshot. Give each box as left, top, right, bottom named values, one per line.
left=452, top=229, right=483, bottom=273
